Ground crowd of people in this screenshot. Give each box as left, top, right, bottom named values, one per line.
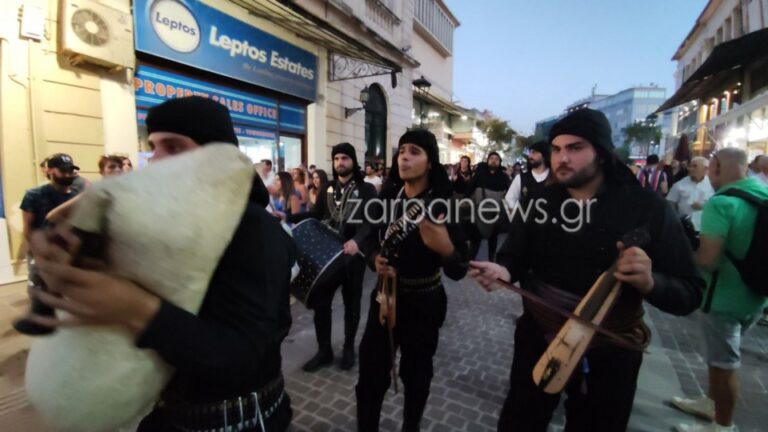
left=17, top=96, right=768, bottom=432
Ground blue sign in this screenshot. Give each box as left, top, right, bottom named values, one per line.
left=135, top=65, right=280, bottom=128
left=134, top=0, right=318, bottom=101
left=279, top=104, right=306, bottom=133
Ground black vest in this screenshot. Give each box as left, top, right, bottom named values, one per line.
left=520, top=170, right=550, bottom=206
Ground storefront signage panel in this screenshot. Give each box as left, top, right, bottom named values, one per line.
left=134, top=0, right=317, bottom=101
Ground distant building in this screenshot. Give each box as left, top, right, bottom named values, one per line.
left=534, top=85, right=667, bottom=158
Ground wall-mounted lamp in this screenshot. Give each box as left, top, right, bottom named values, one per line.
left=345, top=86, right=371, bottom=118
left=413, top=75, right=432, bottom=98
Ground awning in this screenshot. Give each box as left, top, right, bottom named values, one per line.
left=231, top=0, right=408, bottom=81
left=657, top=28, right=768, bottom=112
left=416, top=92, right=465, bottom=116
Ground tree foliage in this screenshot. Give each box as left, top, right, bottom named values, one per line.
left=622, top=117, right=662, bottom=158
left=477, top=116, right=517, bottom=156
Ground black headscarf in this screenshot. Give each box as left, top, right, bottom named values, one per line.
left=549, top=109, right=636, bottom=185
left=382, top=129, right=452, bottom=199
left=331, top=142, right=364, bottom=182
left=146, top=96, right=238, bottom=146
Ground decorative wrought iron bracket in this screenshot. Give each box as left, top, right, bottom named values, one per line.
left=329, top=52, right=397, bottom=83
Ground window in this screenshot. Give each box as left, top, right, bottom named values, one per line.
left=724, top=17, right=732, bottom=41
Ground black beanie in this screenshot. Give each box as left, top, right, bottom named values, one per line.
left=549, top=109, right=613, bottom=151
left=382, top=129, right=452, bottom=199
left=331, top=142, right=358, bottom=164
left=399, top=129, right=441, bottom=168
left=146, top=96, right=238, bottom=146
left=528, top=140, right=551, bottom=166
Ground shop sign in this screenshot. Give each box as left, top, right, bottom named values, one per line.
left=135, top=0, right=317, bottom=101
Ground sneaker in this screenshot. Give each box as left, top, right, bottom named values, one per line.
left=302, top=349, right=334, bottom=373
left=670, top=395, right=715, bottom=421
left=675, top=422, right=738, bottom=432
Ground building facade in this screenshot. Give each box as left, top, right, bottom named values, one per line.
left=0, top=0, right=453, bottom=283
left=660, top=0, right=768, bottom=159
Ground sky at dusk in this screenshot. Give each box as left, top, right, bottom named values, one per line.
left=444, top=0, right=709, bottom=134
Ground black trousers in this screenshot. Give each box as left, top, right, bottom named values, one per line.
left=356, top=286, right=447, bottom=432
left=497, top=314, right=643, bottom=432
left=137, top=393, right=292, bottom=432
left=469, top=224, right=500, bottom=262
left=311, top=254, right=366, bottom=350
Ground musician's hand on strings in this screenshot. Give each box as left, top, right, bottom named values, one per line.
left=469, top=261, right=511, bottom=292
left=374, top=255, right=396, bottom=278
left=418, top=213, right=454, bottom=257
left=614, top=241, right=654, bottom=295
left=343, top=239, right=359, bottom=255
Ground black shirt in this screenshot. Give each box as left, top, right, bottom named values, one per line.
left=136, top=186, right=296, bottom=403
left=497, top=180, right=704, bottom=318
left=20, top=184, right=79, bottom=230
left=469, top=163, right=511, bottom=194
left=368, top=188, right=468, bottom=281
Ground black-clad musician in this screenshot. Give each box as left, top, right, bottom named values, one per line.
left=355, top=130, right=468, bottom=431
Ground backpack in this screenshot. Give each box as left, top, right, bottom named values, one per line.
left=718, top=188, right=768, bottom=297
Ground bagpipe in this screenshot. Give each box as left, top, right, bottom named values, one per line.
left=15, top=144, right=255, bottom=432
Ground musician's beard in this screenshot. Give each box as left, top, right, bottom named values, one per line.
left=335, top=165, right=353, bottom=178
left=557, top=157, right=601, bottom=188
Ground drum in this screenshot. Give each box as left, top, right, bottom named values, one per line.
left=290, top=219, right=349, bottom=308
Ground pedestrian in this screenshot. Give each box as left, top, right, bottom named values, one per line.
left=271, top=171, right=303, bottom=219
left=98, top=155, right=125, bottom=177
left=364, top=161, right=383, bottom=193
left=121, top=156, right=134, bottom=172
left=505, top=141, right=553, bottom=210
left=666, top=156, right=715, bottom=232
left=451, top=155, right=473, bottom=197
left=672, top=148, right=768, bottom=432
left=638, top=154, right=669, bottom=195
left=260, top=159, right=276, bottom=189
left=669, top=159, right=689, bottom=187
left=470, top=108, right=704, bottom=432
left=291, top=167, right=309, bottom=206
left=301, top=143, right=377, bottom=372
left=356, top=129, right=468, bottom=431
left=20, top=153, right=82, bottom=276
left=468, top=151, right=510, bottom=261
left=26, top=96, right=291, bottom=431
left=307, top=169, right=329, bottom=210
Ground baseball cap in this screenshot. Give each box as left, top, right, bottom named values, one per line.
left=47, top=153, right=80, bottom=171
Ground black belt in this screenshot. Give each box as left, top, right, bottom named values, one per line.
left=399, top=273, right=441, bottom=294
left=162, top=375, right=285, bottom=432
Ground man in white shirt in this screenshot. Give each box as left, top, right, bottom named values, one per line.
left=505, top=141, right=552, bottom=209
left=259, top=159, right=276, bottom=190
left=363, top=162, right=382, bottom=193
left=666, top=156, right=715, bottom=231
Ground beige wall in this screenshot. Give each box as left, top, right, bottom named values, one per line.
left=411, top=30, right=454, bottom=101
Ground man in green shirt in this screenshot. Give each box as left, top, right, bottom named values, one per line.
left=673, top=148, right=768, bottom=432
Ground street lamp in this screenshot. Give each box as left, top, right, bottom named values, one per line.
left=412, top=76, right=431, bottom=125
left=345, top=86, right=371, bottom=118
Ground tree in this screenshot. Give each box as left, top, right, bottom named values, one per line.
left=477, top=117, right=517, bottom=157
left=622, top=117, right=661, bottom=159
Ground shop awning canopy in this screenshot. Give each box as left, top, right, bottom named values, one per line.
left=416, top=92, right=466, bottom=116
left=232, top=0, right=407, bottom=82
left=657, top=28, right=768, bottom=113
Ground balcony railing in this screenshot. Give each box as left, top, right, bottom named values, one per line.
left=365, top=0, right=400, bottom=35
left=414, top=0, right=455, bottom=53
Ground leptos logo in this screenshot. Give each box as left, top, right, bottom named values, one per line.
left=150, top=0, right=200, bottom=53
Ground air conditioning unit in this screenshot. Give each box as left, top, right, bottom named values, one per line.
left=59, top=0, right=135, bottom=70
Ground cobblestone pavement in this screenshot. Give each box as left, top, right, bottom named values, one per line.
left=281, top=267, right=768, bottom=432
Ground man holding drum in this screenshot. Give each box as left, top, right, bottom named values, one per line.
left=301, top=143, right=378, bottom=373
